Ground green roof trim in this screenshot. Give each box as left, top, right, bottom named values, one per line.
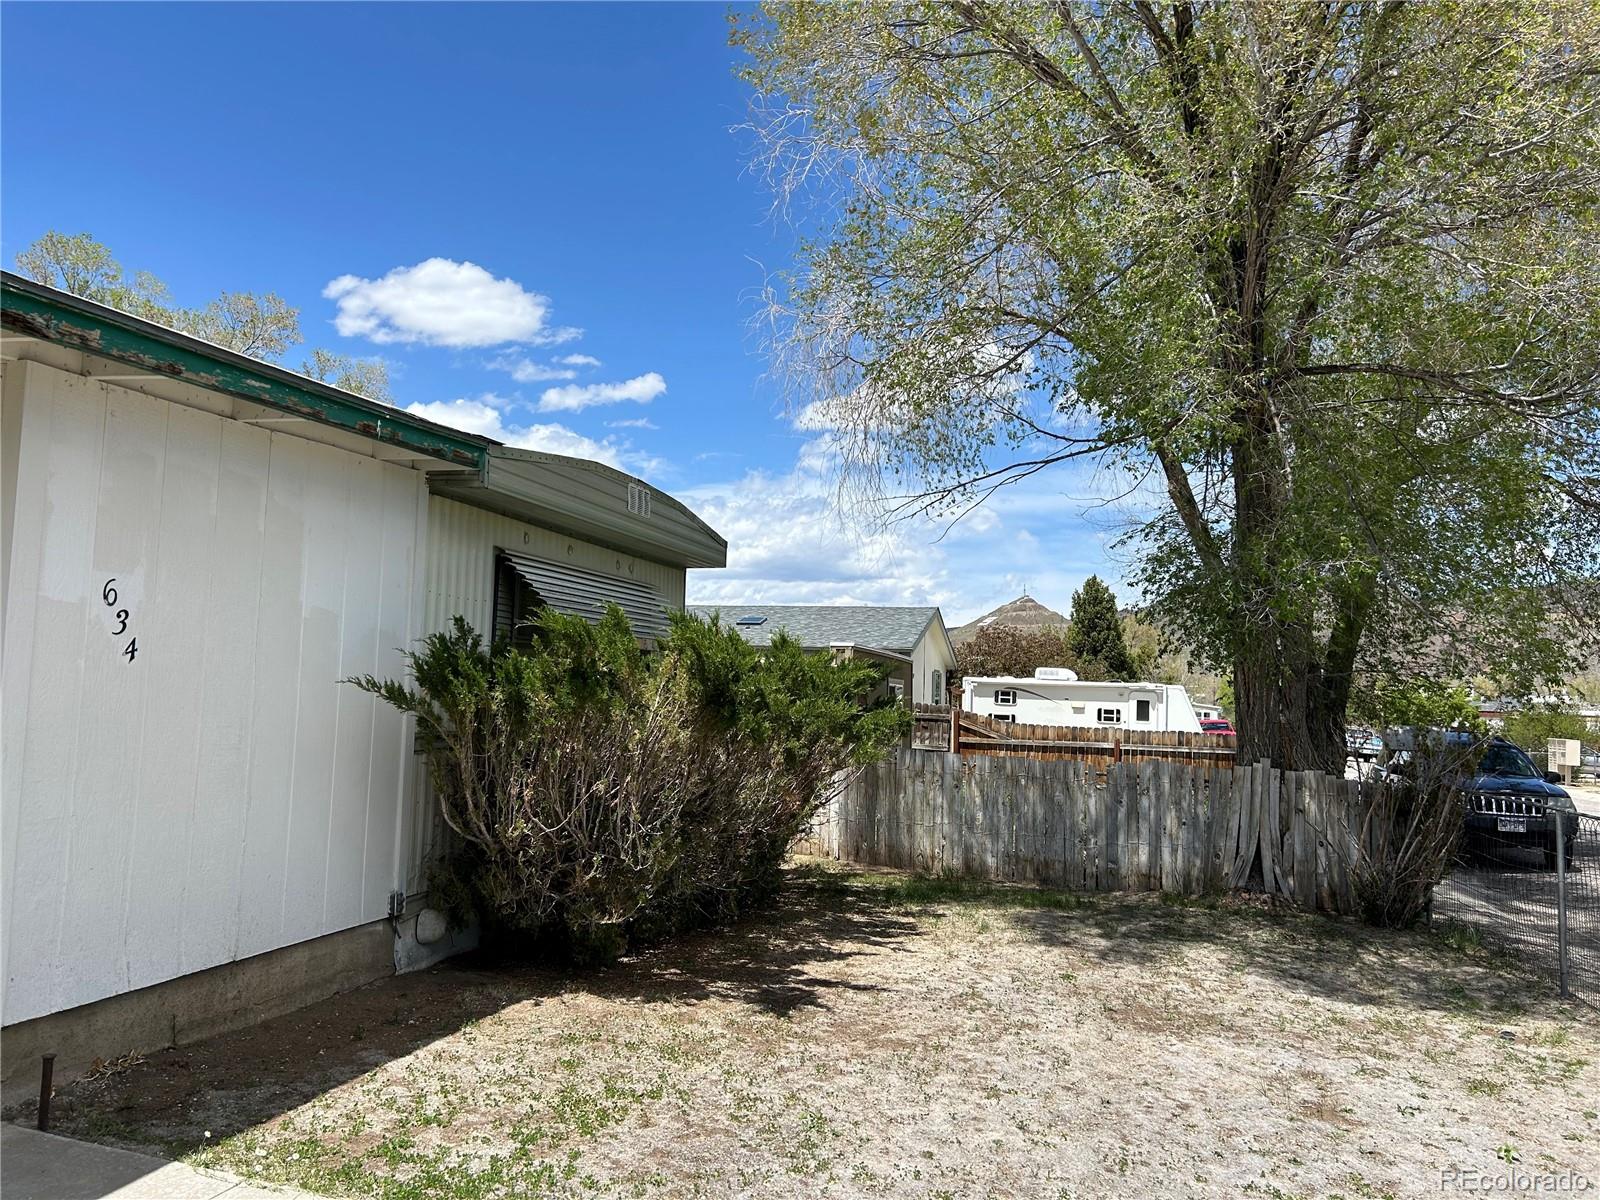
left=1, top=273, right=489, bottom=469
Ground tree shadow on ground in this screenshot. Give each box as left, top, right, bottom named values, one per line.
left=786, top=860, right=1564, bottom=1017
left=3, top=867, right=924, bottom=1162
left=1003, top=886, right=1559, bottom=1015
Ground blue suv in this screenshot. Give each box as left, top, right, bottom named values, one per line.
left=1386, top=734, right=1578, bottom=870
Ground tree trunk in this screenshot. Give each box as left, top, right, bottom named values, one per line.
left=1228, top=379, right=1349, bottom=776
left=1233, top=642, right=1349, bottom=776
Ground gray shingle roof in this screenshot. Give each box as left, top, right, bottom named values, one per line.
left=686, top=604, right=941, bottom=652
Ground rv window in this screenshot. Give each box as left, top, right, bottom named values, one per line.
left=1135, top=699, right=1152, bottom=722
left=994, top=688, right=1017, bottom=706
left=1097, top=706, right=1122, bottom=725
left=992, top=714, right=1015, bottom=723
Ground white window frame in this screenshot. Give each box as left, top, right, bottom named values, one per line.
left=994, top=688, right=1018, bottom=706
left=1097, top=706, right=1123, bottom=725
left=992, top=713, right=1016, bottom=723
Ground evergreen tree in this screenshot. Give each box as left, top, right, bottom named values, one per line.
left=1066, top=577, right=1136, bottom=681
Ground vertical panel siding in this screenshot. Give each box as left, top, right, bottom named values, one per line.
left=181, top=420, right=270, bottom=975
left=1, top=362, right=425, bottom=1023
left=3, top=366, right=106, bottom=1011
left=420, top=495, right=686, bottom=638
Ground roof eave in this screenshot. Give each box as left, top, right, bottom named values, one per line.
left=1, top=272, right=490, bottom=470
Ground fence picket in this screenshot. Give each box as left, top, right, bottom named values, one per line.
left=815, top=753, right=1375, bottom=915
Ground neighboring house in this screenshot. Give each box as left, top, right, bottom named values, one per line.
left=0, top=273, right=725, bottom=1100
left=1478, top=695, right=1600, bottom=733
left=686, top=604, right=958, bottom=705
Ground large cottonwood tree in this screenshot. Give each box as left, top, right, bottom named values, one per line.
left=739, top=1, right=1600, bottom=772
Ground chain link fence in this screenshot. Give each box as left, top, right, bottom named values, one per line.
left=1433, top=801, right=1598, bottom=1002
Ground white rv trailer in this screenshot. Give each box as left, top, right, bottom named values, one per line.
left=961, top=667, right=1204, bottom=733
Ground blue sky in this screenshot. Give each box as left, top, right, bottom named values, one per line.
left=1, top=1, right=1122, bottom=625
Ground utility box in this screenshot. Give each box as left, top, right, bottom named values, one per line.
left=1548, top=738, right=1582, bottom=783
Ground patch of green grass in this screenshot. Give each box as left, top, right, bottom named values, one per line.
left=830, top=869, right=1091, bottom=911
left=196, top=1126, right=584, bottom=1200
left=1465, top=1076, right=1507, bottom=1098
left=75, top=1112, right=190, bottom=1159
left=1242, top=1181, right=1307, bottom=1200
left=1332, top=1173, right=1398, bottom=1200
left=1432, top=920, right=1486, bottom=956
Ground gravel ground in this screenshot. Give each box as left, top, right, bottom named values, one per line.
left=11, top=861, right=1599, bottom=1200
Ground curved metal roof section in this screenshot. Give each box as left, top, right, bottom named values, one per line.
left=431, top=446, right=727, bottom=570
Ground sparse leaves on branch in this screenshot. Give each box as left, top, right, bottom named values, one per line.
left=739, top=1, right=1600, bottom=772
left=14, top=231, right=390, bottom=402
left=302, top=348, right=393, bottom=404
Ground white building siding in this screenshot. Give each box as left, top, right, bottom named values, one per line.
left=910, top=626, right=957, bottom=705
left=421, top=495, right=685, bottom=638
left=1, top=361, right=425, bottom=1023
left=911, top=637, right=931, bottom=704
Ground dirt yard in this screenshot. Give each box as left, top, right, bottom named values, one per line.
left=13, top=861, right=1599, bottom=1199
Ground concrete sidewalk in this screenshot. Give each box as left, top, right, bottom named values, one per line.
left=1, top=1124, right=323, bottom=1200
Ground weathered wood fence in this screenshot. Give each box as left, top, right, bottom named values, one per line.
left=911, top=704, right=1237, bottom=771
left=797, top=747, right=1375, bottom=915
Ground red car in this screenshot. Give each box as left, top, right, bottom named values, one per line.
left=1200, top=717, right=1235, bottom=736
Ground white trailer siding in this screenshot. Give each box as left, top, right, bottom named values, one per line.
left=421, top=494, right=684, bottom=637
left=1, top=360, right=425, bottom=1024
left=962, top=675, right=1203, bottom=733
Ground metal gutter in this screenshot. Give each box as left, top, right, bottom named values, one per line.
left=1, top=272, right=491, bottom=470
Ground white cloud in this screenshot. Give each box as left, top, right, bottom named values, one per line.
left=680, top=426, right=1131, bottom=626
left=324, top=258, right=577, bottom=348
left=607, top=417, right=658, bottom=430
left=538, top=371, right=667, bottom=413
left=404, top=397, right=509, bottom=439
left=405, top=396, right=660, bottom=475
left=488, top=354, right=578, bottom=383
left=559, top=354, right=602, bottom=367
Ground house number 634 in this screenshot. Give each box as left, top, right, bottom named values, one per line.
left=102, top=578, right=138, bottom=663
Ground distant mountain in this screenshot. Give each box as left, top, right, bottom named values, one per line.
left=949, top=595, right=1069, bottom=646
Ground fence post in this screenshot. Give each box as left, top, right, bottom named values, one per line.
left=1556, top=808, right=1569, bottom=999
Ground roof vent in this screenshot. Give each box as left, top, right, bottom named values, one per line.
left=627, top=483, right=652, bottom=517
left=735, top=615, right=768, bottom=627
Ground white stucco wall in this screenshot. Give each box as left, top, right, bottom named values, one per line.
left=2, top=361, right=426, bottom=1024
